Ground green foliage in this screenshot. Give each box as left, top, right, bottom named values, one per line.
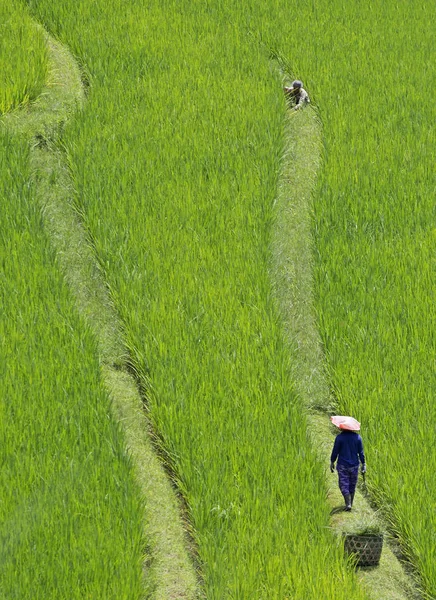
left=10, top=0, right=434, bottom=596
left=21, top=1, right=369, bottom=598
left=0, top=132, right=145, bottom=598
left=342, top=516, right=384, bottom=537
left=274, top=1, right=436, bottom=595
left=0, top=0, right=47, bottom=114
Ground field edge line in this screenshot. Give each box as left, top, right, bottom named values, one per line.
left=1, top=26, right=201, bottom=600
left=271, top=105, right=423, bottom=600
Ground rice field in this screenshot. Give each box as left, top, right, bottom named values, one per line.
left=0, top=131, right=145, bottom=597
left=274, top=2, right=436, bottom=595
left=0, top=0, right=47, bottom=113
left=2, top=0, right=435, bottom=597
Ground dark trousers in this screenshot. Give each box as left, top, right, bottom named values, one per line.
left=337, top=464, right=359, bottom=496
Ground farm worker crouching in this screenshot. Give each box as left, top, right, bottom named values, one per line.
left=283, top=80, right=310, bottom=110
left=330, top=429, right=366, bottom=511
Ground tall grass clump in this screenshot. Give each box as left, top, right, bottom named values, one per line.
left=0, top=131, right=145, bottom=598
left=0, top=0, right=47, bottom=114
left=22, top=0, right=371, bottom=597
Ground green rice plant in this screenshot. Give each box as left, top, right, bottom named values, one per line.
left=261, top=0, right=436, bottom=595
left=0, top=131, right=145, bottom=597
left=0, top=0, right=47, bottom=114
left=22, top=0, right=371, bottom=597
left=22, top=0, right=436, bottom=596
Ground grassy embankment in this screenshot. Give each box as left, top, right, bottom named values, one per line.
left=24, top=0, right=371, bottom=597
left=272, top=103, right=422, bottom=600
left=0, top=5, right=145, bottom=598
left=2, top=11, right=199, bottom=599
left=263, top=2, right=435, bottom=596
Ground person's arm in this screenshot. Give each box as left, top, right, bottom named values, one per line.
left=358, top=437, right=366, bottom=472
left=330, top=436, right=340, bottom=470
left=358, top=436, right=365, bottom=464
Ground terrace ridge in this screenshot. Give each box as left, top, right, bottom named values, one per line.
left=271, top=102, right=423, bottom=600
left=1, top=27, right=200, bottom=600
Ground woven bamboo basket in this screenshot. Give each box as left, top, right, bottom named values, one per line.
left=344, top=533, right=384, bottom=567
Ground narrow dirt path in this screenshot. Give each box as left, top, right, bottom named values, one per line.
left=2, top=30, right=200, bottom=600
left=271, top=106, right=422, bottom=600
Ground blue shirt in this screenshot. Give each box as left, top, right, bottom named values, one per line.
left=330, top=430, right=365, bottom=467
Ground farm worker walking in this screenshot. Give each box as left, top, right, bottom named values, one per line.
left=283, top=80, right=310, bottom=110
left=329, top=416, right=366, bottom=511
